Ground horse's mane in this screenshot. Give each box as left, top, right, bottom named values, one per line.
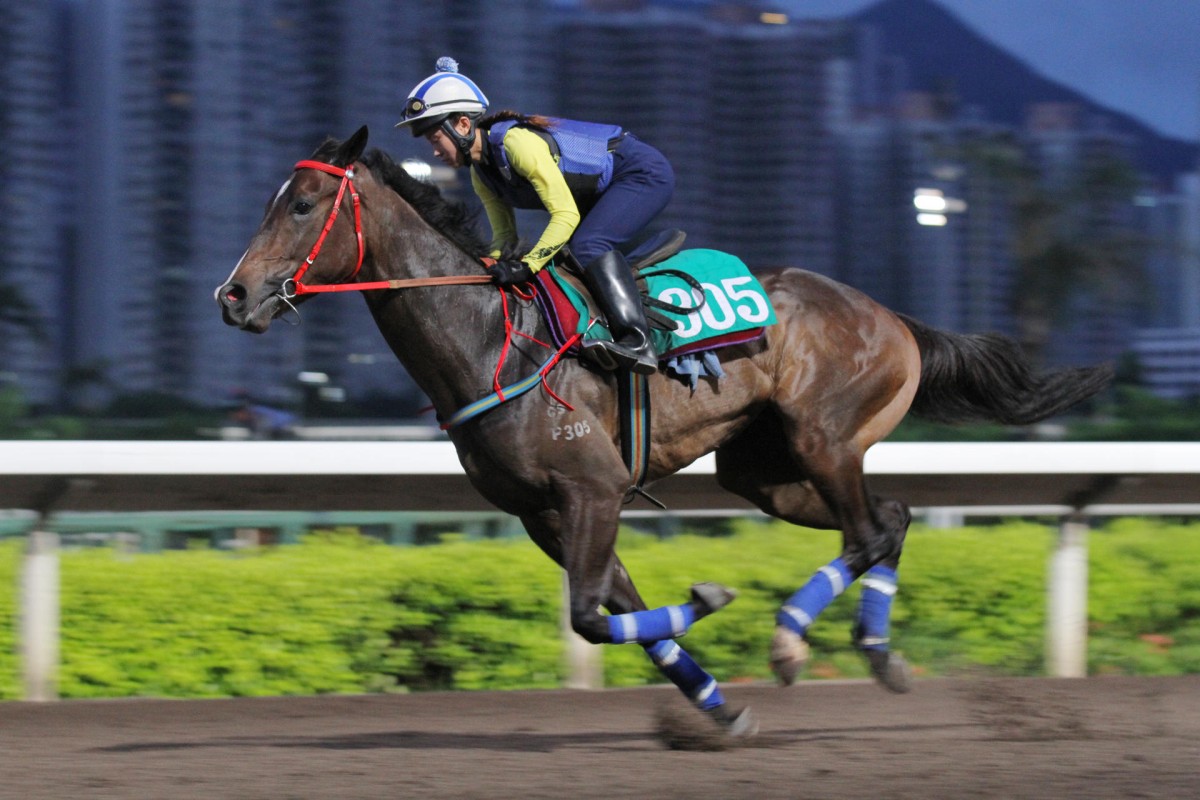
left=309, top=137, right=489, bottom=258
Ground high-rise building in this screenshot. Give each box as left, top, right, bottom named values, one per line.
left=73, top=0, right=324, bottom=408
left=0, top=5, right=71, bottom=406
left=1135, top=179, right=1195, bottom=331
left=1024, top=102, right=1141, bottom=367
left=551, top=4, right=839, bottom=272
left=832, top=83, right=1017, bottom=337
left=0, top=0, right=1190, bottom=414
left=1126, top=172, right=1200, bottom=398
left=827, top=23, right=907, bottom=309
left=63, top=0, right=554, bottom=411
left=1131, top=327, right=1200, bottom=399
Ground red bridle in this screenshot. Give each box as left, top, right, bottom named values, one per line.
left=283, top=160, right=365, bottom=297
left=272, top=159, right=578, bottom=423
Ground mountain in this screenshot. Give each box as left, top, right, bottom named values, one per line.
left=853, top=0, right=1198, bottom=185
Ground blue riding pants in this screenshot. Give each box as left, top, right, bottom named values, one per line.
left=570, top=134, right=675, bottom=266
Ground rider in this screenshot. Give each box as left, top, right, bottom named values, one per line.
left=396, top=57, right=674, bottom=376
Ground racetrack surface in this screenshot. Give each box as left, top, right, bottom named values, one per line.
left=2, top=676, right=1198, bottom=799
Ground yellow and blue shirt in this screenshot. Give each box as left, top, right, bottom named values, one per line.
left=472, top=117, right=625, bottom=272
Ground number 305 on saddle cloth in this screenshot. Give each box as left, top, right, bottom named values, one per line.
left=532, top=248, right=777, bottom=360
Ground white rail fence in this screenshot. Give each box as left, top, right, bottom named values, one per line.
left=4, top=441, right=1200, bottom=700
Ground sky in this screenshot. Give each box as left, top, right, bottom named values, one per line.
left=778, top=0, right=1200, bottom=141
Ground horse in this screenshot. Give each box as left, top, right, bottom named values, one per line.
left=216, top=126, right=1112, bottom=739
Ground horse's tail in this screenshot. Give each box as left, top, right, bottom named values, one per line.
left=898, top=313, right=1113, bottom=425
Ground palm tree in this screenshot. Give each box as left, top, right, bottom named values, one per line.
left=960, top=139, right=1145, bottom=366
left=61, top=361, right=113, bottom=413
left=0, top=281, right=45, bottom=340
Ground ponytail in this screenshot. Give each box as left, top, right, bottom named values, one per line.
left=479, top=110, right=556, bottom=132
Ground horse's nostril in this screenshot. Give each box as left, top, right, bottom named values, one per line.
left=223, top=284, right=246, bottom=305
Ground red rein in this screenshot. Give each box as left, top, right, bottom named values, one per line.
left=286, top=160, right=575, bottom=420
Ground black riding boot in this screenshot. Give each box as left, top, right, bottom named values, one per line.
left=579, top=250, right=659, bottom=375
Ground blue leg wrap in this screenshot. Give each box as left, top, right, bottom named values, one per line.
left=856, top=565, right=898, bottom=651
left=777, top=557, right=854, bottom=636
left=645, top=640, right=725, bottom=711
left=607, top=603, right=696, bottom=644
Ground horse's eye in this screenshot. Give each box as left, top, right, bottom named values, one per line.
left=292, top=200, right=313, bottom=216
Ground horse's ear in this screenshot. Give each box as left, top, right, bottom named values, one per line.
left=334, top=126, right=369, bottom=167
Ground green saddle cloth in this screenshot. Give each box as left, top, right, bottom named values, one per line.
left=549, top=248, right=777, bottom=356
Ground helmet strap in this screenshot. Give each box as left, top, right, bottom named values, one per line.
left=443, top=115, right=478, bottom=164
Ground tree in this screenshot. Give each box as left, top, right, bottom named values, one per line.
left=0, top=281, right=44, bottom=340
left=961, top=139, right=1145, bottom=366
left=61, top=362, right=114, bottom=413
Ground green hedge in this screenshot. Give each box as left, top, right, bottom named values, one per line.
left=0, top=539, right=18, bottom=695
left=1088, top=519, right=1200, bottom=674
left=2, top=520, right=1199, bottom=699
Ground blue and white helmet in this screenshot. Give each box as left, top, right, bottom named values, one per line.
left=397, top=57, right=489, bottom=137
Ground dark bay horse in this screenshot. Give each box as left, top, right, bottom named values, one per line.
left=217, top=127, right=1111, bottom=738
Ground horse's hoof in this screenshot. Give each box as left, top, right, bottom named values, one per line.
left=863, top=648, right=912, bottom=694
left=769, top=625, right=809, bottom=686
left=709, top=705, right=759, bottom=739
left=690, top=582, right=737, bottom=619
left=656, top=704, right=757, bottom=751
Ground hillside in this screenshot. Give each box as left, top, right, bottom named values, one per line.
left=854, top=0, right=1197, bottom=184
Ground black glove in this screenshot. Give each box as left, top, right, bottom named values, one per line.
left=490, top=259, right=535, bottom=287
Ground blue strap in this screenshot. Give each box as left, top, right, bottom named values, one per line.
left=857, top=566, right=898, bottom=650
left=608, top=603, right=696, bottom=644
left=441, top=350, right=561, bottom=430
left=777, top=557, right=855, bottom=636
left=645, top=640, right=725, bottom=710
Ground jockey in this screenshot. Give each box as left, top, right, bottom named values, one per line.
left=397, top=57, right=675, bottom=376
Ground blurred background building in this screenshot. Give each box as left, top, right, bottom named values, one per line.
left=1, top=0, right=1197, bottom=415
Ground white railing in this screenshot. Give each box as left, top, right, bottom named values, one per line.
left=5, top=440, right=1200, bottom=699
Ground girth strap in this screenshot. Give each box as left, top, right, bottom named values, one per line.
left=619, top=371, right=661, bottom=507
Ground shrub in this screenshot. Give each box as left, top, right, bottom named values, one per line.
left=0, top=519, right=1198, bottom=699
left=0, top=539, right=20, bottom=698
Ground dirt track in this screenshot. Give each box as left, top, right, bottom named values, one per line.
left=2, top=676, right=1198, bottom=799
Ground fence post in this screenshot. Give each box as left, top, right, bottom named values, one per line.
left=561, top=572, right=602, bottom=689
left=1046, top=515, right=1088, bottom=678
left=20, top=529, right=60, bottom=701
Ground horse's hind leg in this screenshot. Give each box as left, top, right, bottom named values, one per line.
left=520, top=511, right=755, bottom=735
left=715, top=412, right=912, bottom=691
left=852, top=515, right=911, bottom=692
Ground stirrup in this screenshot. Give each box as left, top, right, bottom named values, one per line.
left=580, top=338, right=657, bottom=375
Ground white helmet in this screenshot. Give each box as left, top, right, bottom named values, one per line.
left=397, top=57, right=489, bottom=137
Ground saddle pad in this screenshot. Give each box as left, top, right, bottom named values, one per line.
left=532, top=248, right=775, bottom=360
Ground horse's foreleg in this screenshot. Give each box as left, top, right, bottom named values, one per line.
left=609, top=559, right=754, bottom=734
left=600, top=558, right=723, bottom=711
left=522, top=512, right=750, bottom=729
left=605, top=581, right=736, bottom=645
left=553, top=499, right=735, bottom=646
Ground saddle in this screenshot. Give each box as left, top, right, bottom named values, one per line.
left=628, top=228, right=689, bottom=271
left=526, top=231, right=777, bottom=504
left=532, top=230, right=776, bottom=379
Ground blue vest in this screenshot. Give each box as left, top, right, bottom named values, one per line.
left=473, top=117, right=625, bottom=210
